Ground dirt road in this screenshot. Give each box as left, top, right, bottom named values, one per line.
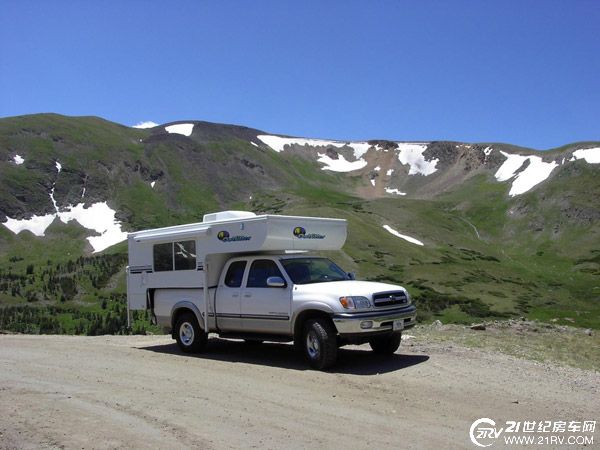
left=0, top=334, right=598, bottom=449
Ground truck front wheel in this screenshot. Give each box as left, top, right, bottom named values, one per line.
left=369, top=332, right=402, bottom=355
left=175, top=312, right=207, bottom=353
left=303, top=318, right=338, bottom=370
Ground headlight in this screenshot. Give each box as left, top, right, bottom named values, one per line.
left=339, top=296, right=372, bottom=309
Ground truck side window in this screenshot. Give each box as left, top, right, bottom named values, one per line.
left=225, top=261, right=247, bottom=288
left=153, top=243, right=173, bottom=272
left=247, top=260, right=283, bottom=288
left=174, top=240, right=196, bottom=270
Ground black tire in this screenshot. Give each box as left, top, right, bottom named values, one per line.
left=244, top=339, right=263, bottom=345
left=302, top=318, right=338, bottom=370
left=174, top=312, right=207, bottom=353
left=369, top=332, right=402, bottom=355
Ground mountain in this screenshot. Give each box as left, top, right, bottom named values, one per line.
left=1, top=113, right=599, bottom=334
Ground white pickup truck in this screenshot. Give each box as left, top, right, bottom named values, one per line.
left=127, top=211, right=416, bottom=369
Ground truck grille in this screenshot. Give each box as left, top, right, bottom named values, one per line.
left=372, top=291, right=408, bottom=307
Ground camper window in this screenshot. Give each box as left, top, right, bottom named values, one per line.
left=153, top=243, right=173, bottom=272
left=174, top=240, right=196, bottom=270
left=153, top=240, right=196, bottom=271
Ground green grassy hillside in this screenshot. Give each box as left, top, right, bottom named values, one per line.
left=1, top=114, right=599, bottom=333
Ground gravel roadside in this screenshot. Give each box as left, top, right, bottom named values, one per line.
left=0, top=334, right=598, bottom=449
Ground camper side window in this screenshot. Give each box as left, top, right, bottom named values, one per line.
left=153, top=243, right=173, bottom=272
left=174, top=240, right=196, bottom=270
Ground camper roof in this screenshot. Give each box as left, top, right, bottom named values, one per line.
left=128, top=210, right=347, bottom=253
left=202, top=210, right=256, bottom=222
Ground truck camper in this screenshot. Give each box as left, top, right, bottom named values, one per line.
left=127, top=211, right=416, bottom=369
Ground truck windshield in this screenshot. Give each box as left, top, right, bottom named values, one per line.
left=281, top=258, right=348, bottom=284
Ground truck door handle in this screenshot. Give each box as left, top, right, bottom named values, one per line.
left=243, top=293, right=252, bottom=298
left=232, top=294, right=239, bottom=298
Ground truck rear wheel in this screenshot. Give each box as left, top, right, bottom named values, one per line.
left=303, top=318, right=338, bottom=370
left=369, top=332, right=402, bottom=355
left=175, top=312, right=207, bottom=353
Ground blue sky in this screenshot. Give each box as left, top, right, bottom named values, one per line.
left=1, top=1, right=598, bottom=149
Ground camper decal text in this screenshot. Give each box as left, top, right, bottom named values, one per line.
left=293, top=226, right=325, bottom=240
left=217, top=230, right=251, bottom=242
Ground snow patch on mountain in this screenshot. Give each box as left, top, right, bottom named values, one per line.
left=348, top=142, right=372, bottom=159
left=13, top=155, right=24, bottom=165
left=257, top=135, right=443, bottom=177
left=50, top=187, right=58, bottom=211
left=2, top=160, right=127, bottom=252
left=132, top=121, right=159, bottom=129
left=571, top=147, right=600, bottom=164
left=509, top=158, right=558, bottom=196
left=495, top=153, right=530, bottom=182
left=3, top=214, right=56, bottom=237
left=396, top=143, right=438, bottom=176
left=257, top=135, right=346, bottom=153
left=256, top=135, right=371, bottom=160
left=495, top=152, right=558, bottom=196
left=165, top=123, right=194, bottom=137
left=2, top=203, right=127, bottom=252
left=385, top=188, right=406, bottom=196
left=316, top=153, right=368, bottom=172
left=57, top=202, right=127, bottom=253
left=382, top=225, right=424, bottom=246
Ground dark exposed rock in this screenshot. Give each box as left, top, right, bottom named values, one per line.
left=239, top=158, right=264, bottom=175
left=151, top=120, right=267, bottom=144
left=325, top=148, right=339, bottom=160
left=367, top=140, right=397, bottom=150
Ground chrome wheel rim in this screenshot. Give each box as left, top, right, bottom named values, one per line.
left=180, top=322, right=194, bottom=346
left=306, top=331, right=320, bottom=359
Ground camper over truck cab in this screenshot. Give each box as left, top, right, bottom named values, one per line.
left=127, top=211, right=416, bottom=369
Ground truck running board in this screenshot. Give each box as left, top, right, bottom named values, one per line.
left=217, top=332, right=293, bottom=343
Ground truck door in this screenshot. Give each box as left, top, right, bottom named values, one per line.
left=241, top=259, right=291, bottom=334
left=215, top=260, right=246, bottom=331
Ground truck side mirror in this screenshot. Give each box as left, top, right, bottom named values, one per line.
left=266, top=276, right=286, bottom=288
left=347, top=272, right=356, bottom=280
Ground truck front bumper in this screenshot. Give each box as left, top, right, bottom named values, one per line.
left=332, top=305, right=417, bottom=335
